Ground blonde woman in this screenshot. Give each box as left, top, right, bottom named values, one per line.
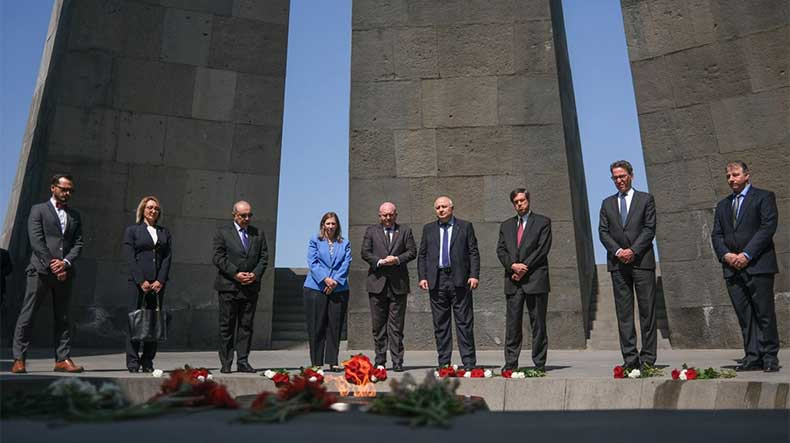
left=303, top=212, right=351, bottom=371
left=122, top=196, right=172, bottom=372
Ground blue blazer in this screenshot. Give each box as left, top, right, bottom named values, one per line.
left=304, top=234, right=352, bottom=293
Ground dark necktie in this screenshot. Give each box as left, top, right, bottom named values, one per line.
left=620, top=193, right=628, bottom=226
left=516, top=217, right=525, bottom=247
left=56, top=202, right=67, bottom=209
left=240, top=229, right=250, bottom=251
left=440, top=223, right=450, bottom=268
left=384, top=228, right=392, bottom=248
left=732, top=194, right=741, bottom=226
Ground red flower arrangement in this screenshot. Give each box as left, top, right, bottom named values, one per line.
left=242, top=376, right=337, bottom=423
left=434, top=365, right=492, bottom=378
left=150, top=366, right=238, bottom=409
left=671, top=367, right=698, bottom=380
left=613, top=365, right=626, bottom=379
left=342, top=354, right=386, bottom=384
left=300, top=367, right=325, bottom=384
left=436, top=365, right=457, bottom=378
left=263, top=369, right=291, bottom=387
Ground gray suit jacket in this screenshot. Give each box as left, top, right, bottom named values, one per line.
left=496, top=212, right=552, bottom=294
left=26, top=201, right=83, bottom=274
left=212, top=223, right=268, bottom=293
left=598, top=190, right=656, bottom=271
left=360, top=223, right=417, bottom=295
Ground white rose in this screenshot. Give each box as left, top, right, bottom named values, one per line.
left=484, top=369, right=493, bottom=378
left=309, top=376, right=317, bottom=382
left=264, top=370, right=275, bottom=378
left=679, top=369, right=687, bottom=381
left=463, top=372, right=471, bottom=378
left=197, top=375, right=205, bottom=382
left=207, top=374, right=213, bottom=380
left=628, top=369, right=641, bottom=378
left=452, top=364, right=459, bottom=370
left=376, top=365, right=385, bottom=370
left=152, top=369, right=164, bottom=378
left=515, top=372, right=526, bottom=379
left=434, top=371, right=440, bottom=377
left=371, top=376, right=378, bottom=382
left=317, top=369, right=324, bottom=375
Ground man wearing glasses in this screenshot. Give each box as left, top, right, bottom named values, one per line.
left=11, top=174, right=84, bottom=374
left=212, top=200, right=268, bottom=373
left=598, top=160, right=658, bottom=371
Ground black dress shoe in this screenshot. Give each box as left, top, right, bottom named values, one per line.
left=237, top=362, right=256, bottom=373
left=501, top=364, right=517, bottom=372
left=220, top=366, right=232, bottom=374
left=327, top=365, right=344, bottom=373
left=735, top=362, right=763, bottom=372
left=128, top=367, right=140, bottom=373
left=393, top=364, right=404, bottom=372
left=763, top=362, right=781, bottom=373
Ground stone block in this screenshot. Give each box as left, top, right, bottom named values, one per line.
left=234, top=174, right=279, bottom=228
left=564, top=380, right=642, bottom=410
left=78, top=210, right=128, bottom=261
left=349, top=129, right=396, bottom=178
left=394, top=129, right=437, bottom=177
left=653, top=209, right=717, bottom=262
left=546, top=310, right=585, bottom=348
left=546, top=266, right=583, bottom=312
left=407, top=176, right=486, bottom=225
left=68, top=258, right=99, bottom=306
left=113, top=58, right=196, bottom=117
left=676, top=380, right=719, bottom=409
left=169, top=216, right=221, bottom=265
left=48, top=105, right=117, bottom=162
left=406, top=0, right=549, bottom=26
left=159, top=0, right=234, bottom=16
left=163, top=117, right=234, bottom=171
left=421, top=77, right=497, bottom=128
left=620, top=0, right=652, bottom=61
left=349, top=178, right=412, bottom=225
left=351, top=27, right=438, bottom=81
left=483, top=175, right=525, bottom=222
left=666, top=306, right=743, bottom=348
left=647, top=160, right=718, bottom=214
left=514, top=20, right=556, bottom=74
left=473, top=222, right=502, bottom=269
left=473, top=306, right=507, bottom=349
left=456, top=378, right=505, bottom=411
left=56, top=161, right=128, bottom=213
left=711, top=89, right=788, bottom=153
left=161, top=8, right=212, bottom=66
left=350, top=29, right=396, bottom=81
left=512, top=124, right=567, bottom=171
left=738, top=27, right=788, bottom=93
left=347, top=311, right=374, bottom=349
left=234, top=0, right=290, bottom=25
left=756, top=382, right=790, bottom=409
left=498, top=74, right=562, bottom=125
left=188, top=308, right=219, bottom=349
left=117, top=111, right=167, bottom=165
left=709, top=0, right=787, bottom=40
left=126, top=165, right=189, bottom=216
left=393, top=27, right=438, bottom=79
left=233, top=73, right=286, bottom=126
left=71, top=305, right=127, bottom=348
left=523, top=174, right=572, bottom=222
left=639, top=104, right=718, bottom=166
left=192, top=68, right=237, bottom=121
left=208, top=16, right=288, bottom=76
left=545, top=221, right=578, bottom=264
left=503, top=379, right=566, bottom=411
left=69, top=0, right=164, bottom=59
left=714, top=381, right=756, bottom=409
left=436, top=127, right=515, bottom=176
left=164, top=263, right=218, bottom=310
left=350, top=81, right=421, bottom=129
left=230, top=124, right=282, bottom=175
left=401, top=311, right=438, bottom=350
left=57, top=51, right=113, bottom=107
left=629, top=57, right=675, bottom=114
left=352, top=0, right=408, bottom=28
left=437, top=24, right=514, bottom=77
left=91, top=259, right=129, bottom=307
left=659, top=259, right=730, bottom=308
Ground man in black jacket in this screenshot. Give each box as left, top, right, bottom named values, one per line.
left=598, top=160, right=658, bottom=370
left=418, top=196, right=480, bottom=369
left=212, top=200, right=268, bottom=373
left=496, top=189, right=552, bottom=371
left=711, top=161, right=780, bottom=372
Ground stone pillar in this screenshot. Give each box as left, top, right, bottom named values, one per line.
left=1, top=0, right=289, bottom=350
left=347, top=0, right=594, bottom=350
left=621, top=0, right=789, bottom=347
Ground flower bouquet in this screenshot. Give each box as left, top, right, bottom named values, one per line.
left=501, top=367, right=546, bottom=378
left=300, top=366, right=325, bottom=384
left=343, top=354, right=386, bottom=384
left=263, top=369, right=291, bottom=386
left=240, top=376, right=337, bottom=423
left=434, top=365, right=492, bottom=378
left=613, top=364, right=664, bottom=379
left=671, top=364, right=736, bottom=380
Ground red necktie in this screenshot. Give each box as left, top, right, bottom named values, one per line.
left=56, top=202, right=67, bottom=209
left=516, top=218, right=524, bottom=247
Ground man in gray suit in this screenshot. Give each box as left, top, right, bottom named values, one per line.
left=212, top=200, right=268, bottom=373
left=360, top=202, right=417, bottom=371
left=598, top=160, right=658, bottom=370
left=11, top=174, right=84, bottom=374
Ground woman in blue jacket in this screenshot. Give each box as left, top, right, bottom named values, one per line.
left=303, top=211, right=351, bottom=370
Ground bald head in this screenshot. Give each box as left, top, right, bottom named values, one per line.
left=232, top=200, right=252, bottom=228
left=378, top=201, right=397, bottom=228
left=433, top=196, right=454, bottom=223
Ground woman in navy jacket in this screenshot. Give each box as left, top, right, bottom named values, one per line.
left=303, top=211, right=351, bottom=370
left=122, top=196, right=172, bottom=372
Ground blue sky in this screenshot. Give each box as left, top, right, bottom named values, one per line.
left=0, top=0, right=649, bottom=267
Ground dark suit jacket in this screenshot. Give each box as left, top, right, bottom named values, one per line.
left=122, top=223, right=173, bottom=285
left=711, top=186, right=778, bottom=278
left=0, top=248, right=11, bottom=300
left=496, top=213, right=552, bottom=294
left=361, top=223, right=417, bottom=295
left=599, top=190, right=656, bottom=271
left=418, top=218, right=480, bottom=290
left=26, top=201, right=83, bottom=274
left=212, top=223, right=268, bottom=293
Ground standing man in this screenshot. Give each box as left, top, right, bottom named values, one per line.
left=496, top=189, right=552, bottom=371
left=212, top=200, right=268, bottom=373
left=418, top=196, right=480, bottom=369
left=711, top=161, right=780, bottom=372
left=11, top=174, right=84, bottom=374
left=360, top=202, right=417, bottom=372
left=598, top=160, right=658, bottom=370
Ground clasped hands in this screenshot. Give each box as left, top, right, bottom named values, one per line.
left=234, top=272, right=257, bottom=286
left=616, top=248, right=636, bottom=264
left=49, top=259, right=68, bottom=281
left=723, top=252, right=750, bottom=271
left=418, top=277, right=479, bottom=290
left=323, top=277, right=338, bottom=295
left=378, top=255, right=399, bottom=267
left=140, top=280, right=164, bottom=293
left=510, top=263, right=529, bottom=282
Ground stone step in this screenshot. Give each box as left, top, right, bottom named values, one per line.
left=274, top=312, right=304, bottom=323
left=272, top=321, right=306, bottom=332
left=271, top=330, right=309, bottom=341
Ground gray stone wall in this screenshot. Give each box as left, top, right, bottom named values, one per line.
left=1, top=0, right=289, bottom=350
left=621, top=0, right=789, bottom=347
left=347, top=0, right=594, bottom=351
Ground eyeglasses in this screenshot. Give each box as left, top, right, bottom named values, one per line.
left=145, top=206, right=161, bottom=212
left=54, top=185, right=75, bottom=193
left=610, top=175, right=630, bottom=182
left=236, top=213, right=253, bottom=219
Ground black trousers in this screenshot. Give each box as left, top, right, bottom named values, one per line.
left=369, top=282, right=407, bottom=367
left=429, top=271, right=476, bottom=367
left=304, top=288, right=348, bottom=366
left=125, top=282, right=160, bottom=370
left=726, top=272, right=779, bottom=366
left=505, top=288, right=548, bottom=368
left=13, top=270, right=73, bottom=361
left=611, top=266, right=657, bottom=367
left=218, top=289, right=259, bottom=368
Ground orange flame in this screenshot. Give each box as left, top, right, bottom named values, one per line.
left=324, top=375, right=377, bottom=397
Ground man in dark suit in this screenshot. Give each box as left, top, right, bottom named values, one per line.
left=11, top=174, right=84, bottom=374
left=711, top=161, right=780, bottom=372
left=418, top=196, right=480, bottom=369
left=598, top=160, right=658, bottom=370
left=360, top=202, right=417, bottom=371
left=496, top=189, right=552, bottom=371
left=212, top=200, right=268, bottom=373
left=0, top=248, right=11, bottom=302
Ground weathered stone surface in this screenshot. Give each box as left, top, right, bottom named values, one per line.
left=350, top=81, right=422, bottom=129
left=629, top=57, right=675, bottom=114
left=126, top=165, right=189, bottom=216
left=422, top=77, right=497, bottom=128
left=514, top=20, right=556, bottom=74
left=57, top=51, right=113, bottom=107
left=113, top=58, right=196, bottom=117
left=233, top=73, right=286, bottom=126
left=437, top=24, right=514, bottom=77
left=161, top=8, right=212, bottom=66
left=208, top=16, right=288, bottom=76
left=69, top=0, right=164, bottom=58
left=349, top=178, right=412, bottom=226
left=621, top=0, right=715, bottom=61
left=230, top=124, right=282, bottom=175
left=163, top=117, right=234, bottom=171
left=711, top=89, right=788, bottom=153
left=738, top=27, right=789, bottom=93
left=503, top=379, right=566, bottom=410
left=708, top=0, right=788, bottom=40
left=564, top=379, right=642, bottom=410
left=349, top=129, right=396, bottom=178
left=483, top=175, right=525, bottom=223
left=233, top=0, right=289, bottom=24
left=160, top=0, right=234, bottom=16
left=638, top=104, right=718, bottom=166
left=49, top=105, right=117, bottom=162
left=117, top=111, right=167, bottom=165
left=498, top=74, right=562, bottom=125
left=393, top=129, right=437, bottom=177
left=181, top=170, right=237, bottom=219
left=234, top=173, right=279, bottom=228
left=436, top=127, right=515, bottom=176
left=192, top=67, right=237, bottom=121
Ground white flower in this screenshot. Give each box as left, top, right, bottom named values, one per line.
left=513, top=372, right=526, bottom=379
left=463, top=372, right=471, bottom=378
left=309, top=376, right=317, bottom=383
left=484, top=369, right=493, bottom=378
left=317, top=369, right=324, bottom=375
left=452, top=364, right=459, bottom=370
left=376, top=365, right=385, bottom=370
left=434, top=370, right=440, bottom=377
left=628, top=369, right=641, bottom=378
left=197, top=375, right=205, bottom=382
left=206, top=374, right=213, bottom=380
left=152, top=369, right=164, bottom=378
left=679, top=369, right=688, bottom=381
left=264, top=370, right=276, bottom=379
left=371, top=376, right=378, bottom=382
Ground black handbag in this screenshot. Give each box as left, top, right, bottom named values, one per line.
left=128, top=291, right=168, bottom=342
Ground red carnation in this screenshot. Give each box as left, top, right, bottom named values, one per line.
left=208, top=385, right=239, bottom=409
left=613, top=365, right=625, bottom=379
left=438, top=366, right=456, bottom=378
left=502, top=369, right=513, bottom=378
left=372, top=366, right=387, bottom=382
left=470, top=368, right=485, bottom=378
left=671, top=369, right=680, bottom=380
left=272, top=372, right=290, bottom=386
left=686, top=368, right=698, bottom=380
